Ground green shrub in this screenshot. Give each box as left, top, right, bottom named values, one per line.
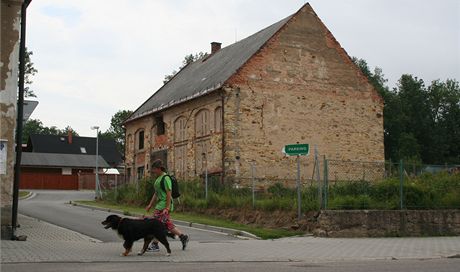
left=267, top=183, right=294, bottom=197
left=441, top=191, right=460, bottom=208
left=330, top=180, right=372, bottom=197
left=370, top=179, right=400, bottom=202
left=328, top=195, right=372, bottom=210
left=256, top=198, right=293, bottom=211
left=100, top=172, right=460, bottom=212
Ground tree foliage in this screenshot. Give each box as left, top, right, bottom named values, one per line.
left=353, top=57, right=460, bottom=164
left=24, top=48, right=38, bottom=98
left=100, top=110, right=133, bottom=154
left=22, top=119, right=78, bottom=143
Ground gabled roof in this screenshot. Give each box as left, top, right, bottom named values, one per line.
left=21, top=152, right=110, bottom=168
left=26, top=134, right=123, bottom=167
left=126, top=14, right=293, bottom=122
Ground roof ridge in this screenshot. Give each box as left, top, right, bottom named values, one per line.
left=126, top=12, right=295, bottom=123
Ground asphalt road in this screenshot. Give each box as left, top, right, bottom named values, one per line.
left=18, top=190, right=239, bottom=242
left=3, top=259, right=460, bottom=272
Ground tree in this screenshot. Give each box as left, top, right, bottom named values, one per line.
left=22, top=119, right=45, bottom=143
left=22, top=119, right=78, bottom=143
left=101, top=110, right=133, bottom=153
left=163, top=52, right=207, bottom=84
left=24, top=48, right=38, bottom=98
left=352, top=57, right=460, bottom=163
left=427, top=79, right=460, bottom=163
left=352, top=57, right=401, bottom=161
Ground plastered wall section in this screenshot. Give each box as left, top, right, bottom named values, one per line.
left=125, top=92, right=223, bottom=180
left=223, top=5, right=384, bottom=183
left=1, top=0, right=22, bottom=236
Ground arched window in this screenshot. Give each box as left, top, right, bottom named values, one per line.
left=214, top=107, right=222, bottom=133
left=135, top=129, right=145, bottom=150
left=174, top=116, right=187, bottom=142
left=195, top=109, right=210, bottom=137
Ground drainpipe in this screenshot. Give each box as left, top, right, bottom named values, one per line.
left=12, top=0, right=32, bottom=240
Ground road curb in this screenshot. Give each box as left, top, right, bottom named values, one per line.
left=71, top=202, right=260, bottom=240
left=19, top=191, right=35, bottom=200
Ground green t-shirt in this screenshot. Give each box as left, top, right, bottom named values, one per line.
left=154, top=173, right=174, bottom=212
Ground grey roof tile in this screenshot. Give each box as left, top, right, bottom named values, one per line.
left=127, top=15, right=292, bottom=122
left=21, top=152, right=110, bottom=168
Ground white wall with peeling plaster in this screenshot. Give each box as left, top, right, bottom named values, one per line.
left=1, top=0, right=22, bottom=239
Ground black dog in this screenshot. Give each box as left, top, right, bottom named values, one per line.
left=101, top=214, right=171, bottom=256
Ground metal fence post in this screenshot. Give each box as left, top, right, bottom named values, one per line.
left=251, top=163, right=256, bottom=209
left=314, top=146, right=322, bottom=210
left=296, top=155, right=302, bottom=221
left=323, top=156, right=328, bottom=209
left=399, top=159, right=404, bottom=210
left=203, top=152, right=208, bottom=200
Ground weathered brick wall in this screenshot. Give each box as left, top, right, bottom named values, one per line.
left=314, top=210, right=460, bottom=237
left=223, top=4, right=384, bottom=183
left=125, top=92, right=223, bottom=180
left=124, top=116, right=154, bottom=181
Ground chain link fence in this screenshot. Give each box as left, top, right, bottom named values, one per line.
left=99, top=157, right=459, bottom=215
left=186, top=158, right=460, bottom=215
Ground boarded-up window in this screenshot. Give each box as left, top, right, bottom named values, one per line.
left=174, top=117, right=187, bottom=142
left=137, top=166, right=144, bottom=180
left=174, top=144, right=187, bottom=178
left=150, top=150, right=168, bottom=171
left=195, top=140, right=210, bottom=175
left=214, top=107, right=222, bottom=133
left=195, top=109, right=210, bottom=137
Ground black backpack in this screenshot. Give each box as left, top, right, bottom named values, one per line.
left=160, top=175, right=181, bottom=199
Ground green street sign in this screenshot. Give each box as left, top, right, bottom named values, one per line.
left=283, top=144, right=310, bottom=156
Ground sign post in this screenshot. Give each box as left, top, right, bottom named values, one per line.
left=282, top=143, right=310, bottom=221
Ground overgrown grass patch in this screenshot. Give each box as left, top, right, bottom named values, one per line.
left=19, top=191, right=30, bottom=198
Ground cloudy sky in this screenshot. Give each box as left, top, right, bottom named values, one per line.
left=26, top=0, right=460, bottom=137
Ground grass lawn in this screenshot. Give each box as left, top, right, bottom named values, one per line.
left=75, top=200, right=304, bottom=240
left=19, top=191, right=29, bottom=198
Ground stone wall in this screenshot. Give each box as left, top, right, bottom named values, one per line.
left=1, top=0, right=22, bottom=239
left=314, top=210, right=460, bottom=237
left=223, top=4, right=384, bottom=183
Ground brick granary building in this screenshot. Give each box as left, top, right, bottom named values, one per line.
left=124, top=3, right=384, bottom=183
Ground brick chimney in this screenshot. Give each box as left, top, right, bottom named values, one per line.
left=211, top=42, right=221, bottom=54
left=68, top=129, right=73, bottom=144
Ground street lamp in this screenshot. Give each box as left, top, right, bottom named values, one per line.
left=91, top=126, right=101, bottom=199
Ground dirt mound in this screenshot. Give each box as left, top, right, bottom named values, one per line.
left=178, top=207, right=319, bottom=231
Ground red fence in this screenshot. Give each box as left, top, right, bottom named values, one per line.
left=20, top=172, right=79, bottom=190
left=78, top=173, right=127, bottom=190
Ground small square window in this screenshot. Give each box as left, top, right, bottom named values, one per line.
left=80, top=147, right=87, bottom=153
left=62, top=168, right=72, bottom=175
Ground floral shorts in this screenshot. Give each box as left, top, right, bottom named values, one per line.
left=153, top=209, right=175, bottom=231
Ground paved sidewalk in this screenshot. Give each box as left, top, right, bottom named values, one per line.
left=1, top=214, right=460, bottom=263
